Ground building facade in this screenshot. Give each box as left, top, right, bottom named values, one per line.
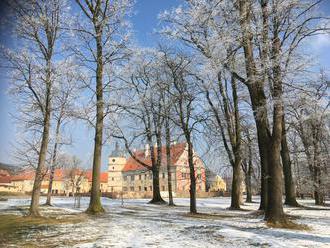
left=108, top=142, right=207, bottom=196
left=8, top=169, right=108, bottom=195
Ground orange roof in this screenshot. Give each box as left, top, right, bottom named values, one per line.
left=52, top=168, right=64, bottom=181
left=11, top=168, right=108, bottom=183
left=100, top=172, right=108, bottom=183
left=123, top=142, right=186, bottom=172
left=86, top=170, right=108, bottom=183
left=11, top=170, right=35, bottom=181
left=0, top=169, right=11, bottom=184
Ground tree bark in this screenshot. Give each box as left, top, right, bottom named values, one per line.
left=265, top=21, right=285, bottom=223
left=45, top=116, right=61, bottom=206
left=148, top=135, right=165, bottom=204
left=245, top=167, right=252, bottom=203
left=281, top=115, right=299, bottom=207
left=237, top=0, right=270, bottom=211
left=230, top=159, right=241, bottom=209
left=86, top=25, right=105, bottom=214
left=187, top=141, right=197, bottom=214
left=165, top=117, right=174, bottom=206
left=29, top=60, right=52, bottom=217
left=245, top=137, right=253, bottom=203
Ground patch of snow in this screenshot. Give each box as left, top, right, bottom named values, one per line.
left=0, top=196, right=329, bottom=247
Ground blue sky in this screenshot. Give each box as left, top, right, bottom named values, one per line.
left=0, top=0, right=182, bottom=169
left=0, top=0, right=329, bottom=170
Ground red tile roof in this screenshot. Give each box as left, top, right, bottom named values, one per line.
left=0, top=169, right=11, bottom=184
left=11, top=168, right=108, bottom=183
left=11, top=170, right=35, bottom=181
left=86, top=170, right=108, bottom=183
left=123, top=142, right=186, bottom=172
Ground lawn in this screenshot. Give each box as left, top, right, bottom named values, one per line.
left=0, top=197, right=329, bottom=247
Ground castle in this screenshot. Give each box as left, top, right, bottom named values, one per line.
left=0, top=142, right=211, bottom=198
left=107, top=142, right=206, bottom=197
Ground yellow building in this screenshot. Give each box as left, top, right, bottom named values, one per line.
left=108, top=142, right=207, bottom=197
left=9, top=168, right=108, bottom=195
left=209, top=175, right=227, bottom=192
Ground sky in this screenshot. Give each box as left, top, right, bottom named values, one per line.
left=0, top=0, right=182, bottom=170
left=0, top=0, right=329, bottom=171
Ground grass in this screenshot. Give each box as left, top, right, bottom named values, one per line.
left=0, top=209, right=87, bottom=247
left=0, top=191, right=27, bottom=197
left=266, top=219, right=311, bottom=230
left=183, top=212, right=236, bottom=219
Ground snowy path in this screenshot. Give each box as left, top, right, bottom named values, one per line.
left=0, top=197, right=329, bottom=247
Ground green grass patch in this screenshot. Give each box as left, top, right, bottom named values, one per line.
left=183, top=212, right=235, bottom=219
left=0, top=212, right=87, bottom=246
left=266, top=219, right=311, bottom=230
left=0, top=191, right=27, bottom=197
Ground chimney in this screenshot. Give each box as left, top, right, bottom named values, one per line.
left=145, top=144, right=150, bottom=157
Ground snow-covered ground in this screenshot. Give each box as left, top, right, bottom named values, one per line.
left=0, top=196, right=329, bottom=247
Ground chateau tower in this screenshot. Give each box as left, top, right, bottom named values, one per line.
left=108, top=142, right=126, bottom=192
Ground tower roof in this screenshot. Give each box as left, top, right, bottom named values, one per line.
left=110, top=142, right=125, bottom=157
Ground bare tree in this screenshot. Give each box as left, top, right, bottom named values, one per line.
left=160, top=0, right=329, bottom=224
left=3, top=0, right=68, bottom=216
left=63, top=155, right=85, bottom=197
left=113, top=49, right=167, bottom=204
left=73, top=0, right=133, bottom=214
left=45, top=62, right=79, bottom=205
left=160, top=50, right=205, bottom=214
left=289, top=73, right=329, bottom=205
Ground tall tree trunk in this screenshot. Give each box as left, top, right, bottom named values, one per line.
left=237, top=0, right=270, bottom=211
left=313, top=163, right=324, bottom=205
left=165, top=117, right=174, bottom=206
left=229, top=75, right=242, bottom=210
left=45, top=116, right=61, bottom=206
left=29, top=60, right=52, bottom=217
left=313, top=129, right=324, bottom=206
left=150, top=164, right=165, bottom=204
left=230, top=159, right=241, bottom=209
left=87, top=26, right=105, bottom=214
left=265, top=27, right=285, bottom=223
left=148, top=136, right=165, bottom=204
left=281, top=115, right=299, bottom=207
left=245, top=168, right=252, bottom=203
left=247, top=87, right=270, bottom=211
left=187, top=141, right=197, bottom=214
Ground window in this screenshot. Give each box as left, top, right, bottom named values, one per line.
left=144, top=174, right=147, bottom=180
left=197, top=174, right=201, bottom=180
left=144, top=187, right=148, bottom=191
left=112, top=177, right=114, bottom=181
left=123, top=187, right=128, bottom=192
left=162, top=173, right=165, bottom=178
left=149, top=186, right=152, bottom=191
left=131, top=175, right=135, bottom=181
left=111, top=187, right=114, bottom=192
left=112, top=166, right=115, bottom=170
left=162, top=186, right=165, bottom=191
left=139, top=186, right=142, bottom=191
left=182, top=172, right=186, bottom=179
left=124, top=176, right=128, bottom=181
left=130, top=186, right=134, bottom=191
left=139, top=175, right=142, bottom=180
